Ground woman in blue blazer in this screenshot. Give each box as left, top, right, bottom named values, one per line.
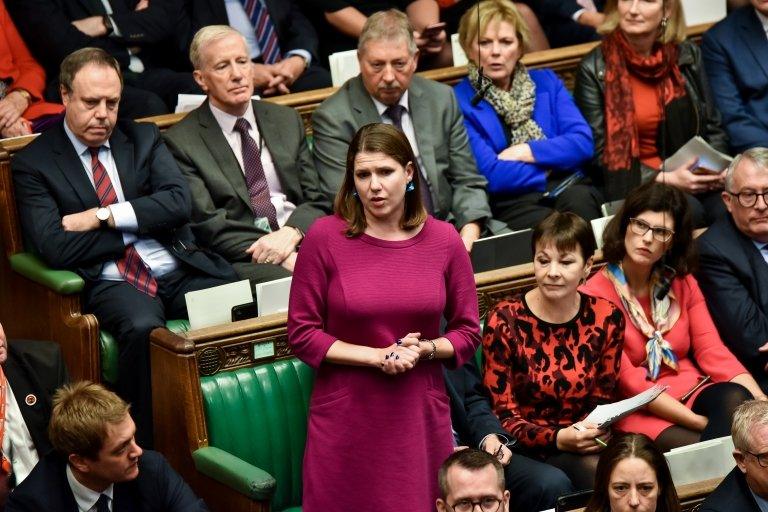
left=455, top=0, right=602, bottom=230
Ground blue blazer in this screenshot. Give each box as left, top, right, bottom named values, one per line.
left=702, top=7, right=768, bottom=152
left=453, top=70, right=593, bottom=196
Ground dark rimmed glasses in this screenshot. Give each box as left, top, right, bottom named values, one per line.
left=446, top=496, right=504, bottom=512
left=628, top=218, right=674, bottom=243
left=727, top=190, right=768, bottom=208
left=746, top=449, right=768, bottom=468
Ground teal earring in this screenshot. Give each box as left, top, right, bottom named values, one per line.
left=406, top=181, right=415, bottom=193
left=352, top=190, right=359, bottom=198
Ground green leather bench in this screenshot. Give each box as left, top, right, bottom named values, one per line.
left=197, top=357, right=312, bottom=512
left=11, top=252, right=190, bottom=384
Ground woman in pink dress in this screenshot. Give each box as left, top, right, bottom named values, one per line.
left=582, top=182, right=765, bottom=451
left=287, top=123, right=480, bottom=511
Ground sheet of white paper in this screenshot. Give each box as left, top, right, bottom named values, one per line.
left=255, top=276, right=293, bottom=316
left=591, top=215, right=614, bottom=249
left=175, top=94, right=261, bottom=113
left=185, top=279, right=253, bottom=330
left=584, top=384, right=667, bottom=428
left=664, top=135, right=732, bottom=173
left=665, top=435, right=735, bottom=486
left=682, top=0, right=726, bottom=26
left=329, top=50, right=360, bottom=87
left=451, top=33, right=468, bottom=67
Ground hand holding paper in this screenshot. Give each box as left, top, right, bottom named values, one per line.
left=583, top=384, right=668, bottom=429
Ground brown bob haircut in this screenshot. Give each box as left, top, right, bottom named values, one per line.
left=601, top=182, right=696, bottom=274
left=334, top=123, right=427, bottom=237
left=532, top=211, right=597, bottom=261
left=59, top=47, right=124, bottom=94
left=586, top=433, right=681, bottom=512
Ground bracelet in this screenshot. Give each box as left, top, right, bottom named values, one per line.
left=425, top=339, right=436, bottom=360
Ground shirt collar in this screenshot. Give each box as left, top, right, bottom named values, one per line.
left=66, top=464, right=114, bottom=511
left=209, top=101, right=257, bottom=135
left=756, top=8, right=768, bottom=36
left=371, top=90, right=409, bottom=117
left=63, top=120, right=111, bottom=157
left=751, top=487, right=768, bottom=512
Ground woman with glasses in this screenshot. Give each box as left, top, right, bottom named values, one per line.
left=483, top=211, right=625, bottom=490
left=585, top=433, right=680, bottom=512
left=582, top=182, right=764, bottom=451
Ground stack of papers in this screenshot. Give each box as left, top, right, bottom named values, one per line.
left=583, top=384, right=667, bottom=429
left=665, top=436, right=735, bottom=486
left=664, top=136, right=732, bottom=174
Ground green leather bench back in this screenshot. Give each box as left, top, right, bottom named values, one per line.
left=200, top=357, right=313, bottom=511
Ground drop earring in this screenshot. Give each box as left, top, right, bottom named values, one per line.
left=352, top=190, right=359, bottom=198
left=660, top=16, right=669, bottom=31
left=406, top=181, right=415, bottom=193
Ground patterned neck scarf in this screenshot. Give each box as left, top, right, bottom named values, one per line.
left=467, top=62, right=547, bottom=146
left=601, top=30, right=686, bottom=171
left=603, top=263, right=680, bottom=380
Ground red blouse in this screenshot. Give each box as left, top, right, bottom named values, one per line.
left=630, top=73, right=663, bottom=171
left=483, top=293, right=625, bottom=453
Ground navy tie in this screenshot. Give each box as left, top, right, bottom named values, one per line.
left=96, top=493, right=110, bottom=512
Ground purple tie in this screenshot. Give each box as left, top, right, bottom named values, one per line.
left=384, top=104, right=434, bottom=214
left=233, top=118, right=279, bottom=231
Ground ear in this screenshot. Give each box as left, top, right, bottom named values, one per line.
left=503, top=490, right=511, bottom=512
left=60, top=85, right=70, bottom=107
left=723, top=190, right=734, bottom=214
left=584, top=255, right=595, bottom=277
left=734, top=449, right=748, bottom=474
left=192, top=70, right=207, bottom=92
left=435, top=499, right=448, bottom=512
left=68, top=453, right=92, bottom=474
left=405, top=161, right=415, bottom=181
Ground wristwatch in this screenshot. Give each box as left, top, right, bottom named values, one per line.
left=96, top=207, right=111, bottom=228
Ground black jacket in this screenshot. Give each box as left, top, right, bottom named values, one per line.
left=574, top=39, right=729, bottom=200
left=700, top=468, right=761, bottom=512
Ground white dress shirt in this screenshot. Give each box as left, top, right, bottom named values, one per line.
left=223, top=0, right=311, bottom=65
left=209, top=102, right=296, bottom=228
left=756, top=8, right=768, bottom=39
left=3, top=383, right=38, bottom=485
left=371, top=91, right=430, bottom=188
left=66, top=464, right=114, bottom=512
left=63, top=122, right=179, bottom=280
left=99, top=0, right=145, bottom=73
left=572, top=0, right=598, bottom=22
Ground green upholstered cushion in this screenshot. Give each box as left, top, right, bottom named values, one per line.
left=100, top=319, right=190, bottom=385
left=192, top=446, right=276, bottom=501
left=200, top=358, right=313, bottom=510
left=9, top=252, right=84, bottom=294
left=281, top=508, right=303, bottom=512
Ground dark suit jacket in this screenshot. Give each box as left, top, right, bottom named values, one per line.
left=700, top=468, right=761, bottom=512
left=5, top=340, right=68, bottom=460
left=696, top=215, right=768, bottom=391
left=445, top=359, right=512, bottom=448
left=6, top=450, right=208, bottom=511
left=11, top=119, right=237, bottom=284
left=702, top=7, right=768, bottom=153
left=163, top=100, right=330, bottom=281
left=312, top=74, right=500, bottom=232
left=5, top=0, right=187, bottom=76
left=531, top=0, right=605, bottom=20
left=184, top=0, right=319, bottom=60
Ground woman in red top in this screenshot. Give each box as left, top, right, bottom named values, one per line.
left=0, top=0, right=63, bottom=138
left=582, top=182, right=765, bottom=451
left=484, top=212, right=625, bottom=490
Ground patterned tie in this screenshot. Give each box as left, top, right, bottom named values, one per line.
left=383, top=104, right=434, bottom=214
left=95, top=493, right=110, bottom=512
left=89, top=148, right=158, bottom=297
left=241, top=0, right=282, bottom=64
left=233, top=118, right=279, bottom=231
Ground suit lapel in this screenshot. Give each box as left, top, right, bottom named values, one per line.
left=197, top=101, right=252, bottom=209
left=738, top=8, right=768, bottom=83
left=253, top=101, right=295, bottom=196
left=109, top=128, right=137, bottom=201
left=407, top=80, right=439, bottom=202
left=350, top=77, right=383, bottom=129
left=3, top=351, right=51, bottom=456
left=51, top=125, right=101, bottom=209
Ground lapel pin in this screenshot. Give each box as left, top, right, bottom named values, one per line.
left=24, top=394, right=36, bottom=406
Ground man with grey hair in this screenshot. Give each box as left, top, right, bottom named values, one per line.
left=697, top=148, right=768, bottom=394
left=312, top=9, right=503, bottom=252
left=436, top=449, right=510, bottom=512
left=700, top=400, right=768, bottom=511
left=164, top=26, right=330, bottom=286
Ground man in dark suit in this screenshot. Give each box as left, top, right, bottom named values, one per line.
left=703, top=2, right=768, bottom=153
left=11, top=47, right=237, bottom=447
left=5, top=0, right=198, bottom=117
left=697, top=148, right=768, bottom=393
left=0, top=321, right=68, bottom=503
left=6, top=381, right=207, bottom=511
left=313, top=9, right=503, bottom=253
left=165, top=26, right=330, bottom=285
left=183, top=0, right=330, bottom=95
left=529, top=0, right=606, bottom=48
left=445, top=360, right=574, bottom=511
left=700, top=400, right=768, bottom=512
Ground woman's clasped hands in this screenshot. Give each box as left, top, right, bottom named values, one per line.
left=556, top=422, right=611, bottom=454
left=379, top=332, right=423, bottom=375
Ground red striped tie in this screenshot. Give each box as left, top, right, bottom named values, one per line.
left=90, top=147, right=158, bottom=297
left=241, top=0, right=282, bottom=64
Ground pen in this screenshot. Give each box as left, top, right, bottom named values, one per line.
left=573, top=424, right=608, bottom=448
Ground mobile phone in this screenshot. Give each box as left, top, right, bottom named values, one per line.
left=555, top=490, right=594, bottom=512
left=231, top=301, right=259, bottom=322
left=421, top=22, right=446, bottom=40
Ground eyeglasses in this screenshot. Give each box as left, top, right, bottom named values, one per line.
left=746, top=450, right=768, bottom=468
left=628, top=218, right=674, bottom=243
left=447, top=497, right=504, bottom=512
left=727, top=190, right=768, bottom=208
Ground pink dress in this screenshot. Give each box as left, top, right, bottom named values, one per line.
left=287, top=215, right=480, bottom=511
left=581, top=272, right=748, bottom=439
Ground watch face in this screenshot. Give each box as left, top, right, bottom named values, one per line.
left=97, top=208, right=110, bottom=221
